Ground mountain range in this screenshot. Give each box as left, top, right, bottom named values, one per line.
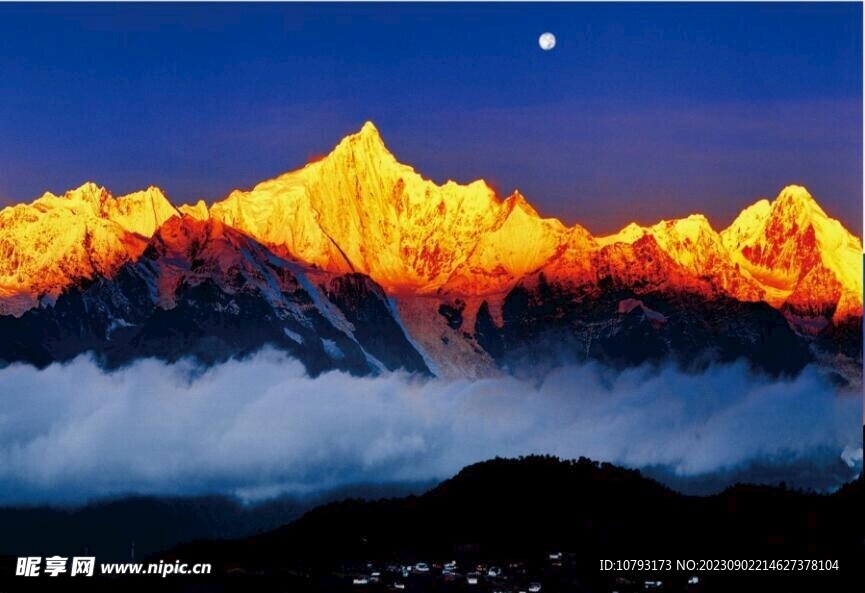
left=0, top=122, right=861, bottom=379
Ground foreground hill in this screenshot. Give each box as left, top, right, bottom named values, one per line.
left=0, top=458, right=858, bottom=591
left=0, top=483, right=428, bottom=566
left=154, top=456, right=862, bottom=592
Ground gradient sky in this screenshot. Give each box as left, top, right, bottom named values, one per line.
left=0, top=3, right=861, bottom=235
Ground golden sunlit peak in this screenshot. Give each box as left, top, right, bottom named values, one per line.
left=504, top=190, right=540, bottom=217
left=777, top=184, right=812, bottom=199
left=767, top=185, right=835, bottom=233
left=344, top=120, right=385, bottom=145
left=0, top=117, right=859, bottom=321
left=65, top=181, right=108, bottom=201
left=330, top=120, right=392, bottom=161
left=774, top=184, right=822, bottom=211
left=72, top=181, right=103, bottom=193
left=596, top=222, right=647, bottom=246
left=358, top=120, right=381, bottom=136
left=142, top=185, right=167, bottom=196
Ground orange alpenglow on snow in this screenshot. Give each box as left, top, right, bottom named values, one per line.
left=0, top=122, right=861, bottom=320
left=0, top=182, right=179, bottom=313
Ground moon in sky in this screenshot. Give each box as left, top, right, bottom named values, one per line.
left=539, top=32, right=556, bottom=51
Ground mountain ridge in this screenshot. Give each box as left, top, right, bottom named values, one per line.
left=0, top=122, right=860, bottom=379
left=156, top=456, right=862, bottom=592
left=1, top=121, right=859, bottom=320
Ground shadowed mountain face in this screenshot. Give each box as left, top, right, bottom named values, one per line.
left=0, top=124, right=860, bottom=378
left=472, top=280, right=816, bottom=376
left=0, top=218, right=430, bottom=376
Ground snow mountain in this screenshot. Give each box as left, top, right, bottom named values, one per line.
left=0, top=123, right=860, bottom=380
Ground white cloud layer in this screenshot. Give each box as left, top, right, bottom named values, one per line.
left=0, top=351, right=859, bottom=504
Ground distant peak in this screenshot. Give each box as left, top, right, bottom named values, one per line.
left=330, top=120, right=393, bottom=161
left=120, top=185, right=168, bottom=201
left=772, top=184, right=828, bottom=221
left=504, top=190, right=540, bottom=217
left=620, top=222, right=646, bottom=235
left=69, top=181, right=105, bottom=197
left=595, top=222, right=647, bottom=247
left=346, top=120, right=385, bottom=146
left=179, top=199, right=210, bottom=221
left=60, top=182, right=110, bottom=207
left=359, top=120, right=380, bottom=137
left=664, top=214, right=714, bottom=234
left=778, top=184, right=811, bottom=198
left=775, top=184, right=817, bottom=208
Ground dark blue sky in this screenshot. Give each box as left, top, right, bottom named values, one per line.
left=0, top=3, right=861, bottom=234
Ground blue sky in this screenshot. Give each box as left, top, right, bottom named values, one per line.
left=0, top=3, right=860, bottom=234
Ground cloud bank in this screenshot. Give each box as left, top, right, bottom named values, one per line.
left=0, top=351, right=859, bottom=504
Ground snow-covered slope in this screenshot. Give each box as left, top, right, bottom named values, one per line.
left=205, top=122, right=570, bottom=295
left=0, top=123, right=860, bottom=355
left=720, top=185, right=862, bottom=320
left=0, top=183, right=177, bottom=314
left=204, top=124, right=859, bottom=320
left=596, top=214, right=763, bottom=301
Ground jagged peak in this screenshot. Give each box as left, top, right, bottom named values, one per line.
left=123, top=185, right=167, bottom=198
left=683, top=212, right=710, bottom=223
left=771, top=184, right=827, bottom=220
left=507, top=189, right=527, bottom=203
left=105, top=186, right=178, bottom=237
left=600, top=212, right=723, bottom=251
left=596, top=222, right=647, bottom=246
left=358, top=120, right=381, bottom=138
left=718, top=184, right=861, bottom=306
left=24, top=182, right=112, bottom=215
left=71, top=180, right=104, bottom=194
left=503, top=190, right=540, bottom=217
left=721, top=199, right=771, bottom=244
left=61, top=181, right=110, bottom=204
left=330, top=120, right=393, bottom=159
left=566, top=222, right=596, bottom=245
left=0, top=120, right=858, bottom=320
left=1, top=180, right=178, bottom=242
left=776, top=184, right=815, bottom=204
left=115, top=186, right=172, bottom=210
left=178, top=200, right=210, bottom=221
left=655, top=213, right=716, bottom=239
left=45, top=183, right=171, bottom=209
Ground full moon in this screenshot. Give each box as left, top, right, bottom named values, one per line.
left=539, top=32, right=556, bottom=51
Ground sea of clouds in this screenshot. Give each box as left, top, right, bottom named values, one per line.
left=0, top=350, right=860, bottom=504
